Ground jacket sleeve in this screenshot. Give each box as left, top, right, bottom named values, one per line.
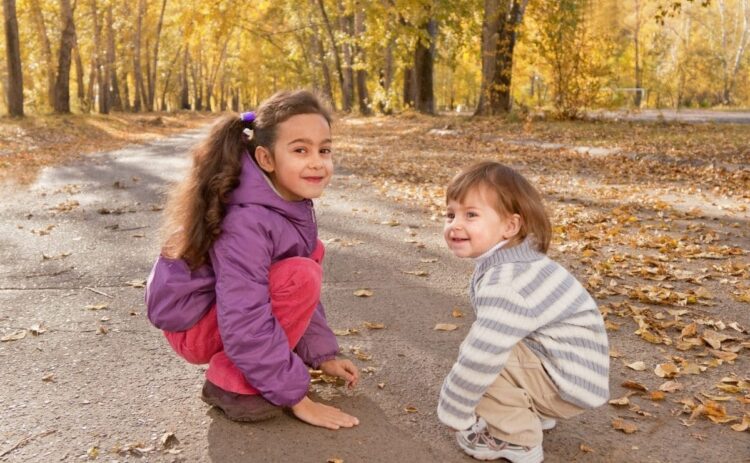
left=295, top=302, right=339, bottom=368
left=210, top=214, right=310, bottom=407
left=437, top=282, right=540, bottom=431
left=145, top=256, right=216, bottom=332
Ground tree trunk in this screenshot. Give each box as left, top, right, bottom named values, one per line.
left=29, top=0, right=55, bottom=109
left=633, top=0, right=642, bottom=108
left=54, top=0, right=77, bottom=114
left=132, top=0, right=146, bottom=111
left=354, top=7, right=371, bottom=115
left=475, top=0, right=528, bottom=115
left=73, top=43, right=85, bottom=108
left=90, top=0, right=109, bottom=113
left=180, top=48, right=190, bottom=109
left=338, top=2, right=354, bottom=112
left=147, top=0, right=167, bottom=111
left=413, top=18, right=437, bottom=114
left=106, top=4, right=122, bottom=111
left=309, top=9, right=335, bottom=107
left=3, top=0, right=23, bottom=116
left=403, top=66, right=415, bottom=107
left=316, top=0, right=348, bottom=111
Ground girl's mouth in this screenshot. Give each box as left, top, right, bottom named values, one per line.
left=303, top=176, right=325, bottom=184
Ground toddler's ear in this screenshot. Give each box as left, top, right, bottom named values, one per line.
left=254, top=146, right=275, bottom=173
left=503, top=213, right=522, bottom=239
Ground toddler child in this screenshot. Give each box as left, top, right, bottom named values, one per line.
left=437, top=161, right=609, bottom=462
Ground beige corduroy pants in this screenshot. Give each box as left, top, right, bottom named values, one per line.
left=476, top=342, right=586, bottom=447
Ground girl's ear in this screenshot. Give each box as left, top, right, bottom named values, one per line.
left=503, top=213, right=522, bottom=240
left=254, top=146, right=275, bottom=173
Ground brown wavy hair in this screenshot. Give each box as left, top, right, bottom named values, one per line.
left=446, top=161, right=552, bottom=253
left=161, top=90, right=333, bottom=268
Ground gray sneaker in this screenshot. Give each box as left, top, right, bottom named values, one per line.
left=456, top=420, right=543, bottom=462
left=540, top=416, right=556, bottom=430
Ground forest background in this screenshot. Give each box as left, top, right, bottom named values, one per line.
left=2, top=0, right=750, bottom=119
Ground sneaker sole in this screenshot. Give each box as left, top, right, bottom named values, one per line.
left=201, top=392, right=282, bottom=422
left=457, top=435, right=544, bottom=463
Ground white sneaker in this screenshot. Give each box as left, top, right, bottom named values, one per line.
left=456, top=422, right=543, bottom=462
left=540, top=416, right=556, bottom=430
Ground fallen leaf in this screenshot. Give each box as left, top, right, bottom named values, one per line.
left=363, top=322, right=385, bottom=330
left=608, top=395, right=631, bottom=406
left=42, top=373, right=55, bottom=382
left=654, top=363, right=680, bottom=378
left=1, top=330, right=27, bottom=342
left=28, top=324, right=46, bottom=336
left=647, top=391, right=666, bottom=401
left=434, top=323, right=458, bottom=331
left=622, top=380, right=648, bottom=392
left=327, top=459, right=344, bottom=463
left=85, top=303, right=109, bottom=311
left=126, top=279, right=146, bottom=288
left=98, top=325, right=109, bottom=335
left=353, top=289, right=373, bottom=297
left=377, top=383, right=385, bottom=389
left=612, top=419, right=638, bottom=434
left=626, top=361, right=647, bottom=371
left=681, top=322, right=698, bottom=338
left=404, top=406, right=418, bottom=413
left=351, top=348, right=372, bottom=361
left=579, top=443, right=595, bottom=453
left=420, top=258, right=438, bottom=263
left=709, top=349, right=738, bottom=362
left=333, top=328, right=359, bottom=336
left=731, top=415, right=750, bottom=432
left=381, top=219, right=400, bottom=226
left=160, top=432, right=179, bottom=449
left=659, top=381, right=683, bottom=392
left=403, top=269, right=429, bottom=277
left=451, top=309, right=465, bottom=318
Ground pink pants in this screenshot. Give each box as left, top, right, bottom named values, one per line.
left=163, top=241, right=325, bottom=395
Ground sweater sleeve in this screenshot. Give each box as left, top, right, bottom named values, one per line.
left=145, top=256, right=216, bottom=332
left=211, top=215, right=310, bottom=407
left=295, top=302, right=339, bottom=368
left=437, top=281, right=542, bottom=430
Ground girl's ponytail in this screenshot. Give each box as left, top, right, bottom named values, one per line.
left=162, top=115, right=252, bottom=268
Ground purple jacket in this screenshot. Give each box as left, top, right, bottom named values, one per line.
left=146, top=153, right=339, bottom=406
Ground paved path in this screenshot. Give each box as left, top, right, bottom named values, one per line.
left=1, top=128, right=746, bottom=462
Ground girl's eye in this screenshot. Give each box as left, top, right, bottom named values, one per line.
left=320, top=148, right=332, bottom=156
left=446, top=212, right=455, bottom=220
left=467, top=212, right=478, bottom=218
left=294, top=147, right=307, bottom=154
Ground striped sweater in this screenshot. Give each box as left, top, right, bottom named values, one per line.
left=437, top=239, right=610, bottom=431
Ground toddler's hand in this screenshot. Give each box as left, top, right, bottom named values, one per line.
left=291, top=396, right=359, bottom=430
left=319, top=358, right=359, bottom=389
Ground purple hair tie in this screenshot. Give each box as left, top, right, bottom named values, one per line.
left=240, top=111, right=256, bottom=123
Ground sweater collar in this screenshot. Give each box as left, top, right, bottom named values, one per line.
left=474, top=238, right=545, bottom=276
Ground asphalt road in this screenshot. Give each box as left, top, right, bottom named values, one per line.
left=0, top=128, right=746, bottom=462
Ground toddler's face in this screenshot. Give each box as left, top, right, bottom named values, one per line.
left=444, top=186, right=517, bottom=258
left=264, top=113, right=333, bottom=201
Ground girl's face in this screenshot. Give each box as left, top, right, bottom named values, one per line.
left=256, top=113, right=333, bottom=201
left=444, top=186, right=520, bottom=258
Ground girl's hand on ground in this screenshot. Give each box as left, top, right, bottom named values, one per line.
left=290, top=396, right=359, bottom=430
left=319, top=358, right=359, bottom=388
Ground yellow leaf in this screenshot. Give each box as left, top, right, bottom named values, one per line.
left=681, top=322, right=697, bottom=338
left=626, top=361, right=647, bottom=371
left=622, top=380, right=648, bottom=392
left=363, top=322, right=385, bottom=330
left=647, top=391, right=666, bottom=401
left=85, top=303, right=109, bottom=311
left=402, top=269, right=429, bottom=277
left=654, top=363, right=680, bottom=378
left=434, top=323, right=458, bottom=331
left=353, top=289, right=373, bottom=297
left=579, top=443, right=595, bottom=453
left=709, top=349, right=738, bottom=362
left=451, top=308, right=465, bottom=318
left=612, top=419, right=638, bottom=434
left=404, top=406, right=418, bottom=413
left=1, top=330, right=27, bottom=342
left=608, top=395, right=630, bottom=406
left=659, top=380, right=683, bottom=392
left=731, top=415, right=750, bottom=432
